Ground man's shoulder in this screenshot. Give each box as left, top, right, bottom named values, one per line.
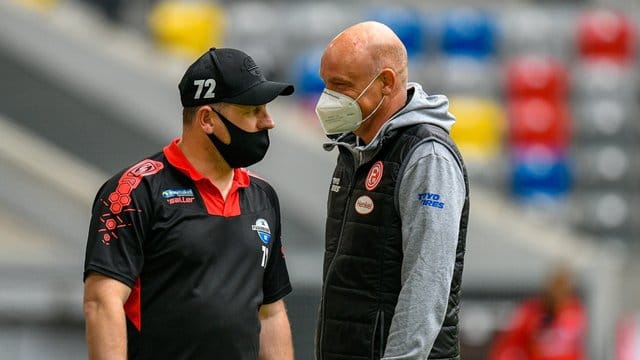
left=99, top=151, right=167, bottom=194
left=398, top=124, right=464, bottom=170
left=246, top=171, right=280, bottom=205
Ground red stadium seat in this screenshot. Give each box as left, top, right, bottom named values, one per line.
left=577, top=9, right=637, bottom=63
left=505, top=56, right=569, bottom=100
left=508, top=98, right=571, bottom=149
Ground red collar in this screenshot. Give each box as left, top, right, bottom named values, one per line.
left=162, top=138, right=250, bottom=187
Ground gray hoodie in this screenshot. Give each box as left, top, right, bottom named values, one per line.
left=324, top=83, right=466, bottom=360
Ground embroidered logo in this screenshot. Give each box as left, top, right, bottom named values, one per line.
left=162, top=188, right=195, bottom=205
left=354, top=195, right=374, bottom=215
left=252, top=218, right=272, bottom=244
left=365, top=161, right=383, bottom=191
left=418, top=192, right=445, bottom=209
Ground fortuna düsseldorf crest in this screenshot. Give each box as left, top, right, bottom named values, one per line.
left=365, top=161, right=383, bottom=191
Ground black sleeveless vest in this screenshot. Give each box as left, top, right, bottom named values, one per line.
left=316, top=124, right=470, bottom=360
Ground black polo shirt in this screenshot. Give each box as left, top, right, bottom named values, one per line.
left=84, top=138, right=292, bottom=360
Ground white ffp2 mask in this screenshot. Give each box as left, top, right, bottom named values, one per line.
left=315, top=74, right=385, bottom=135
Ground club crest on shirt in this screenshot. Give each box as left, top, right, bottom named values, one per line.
left=252, top=218, right=271, bottom=244
left=365, top=161, right=383, bottom=191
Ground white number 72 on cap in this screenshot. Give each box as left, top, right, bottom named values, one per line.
left=193, top=79, right=216, bottom=99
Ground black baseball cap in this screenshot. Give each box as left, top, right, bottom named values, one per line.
left=179, top=47, right=294, bottom=107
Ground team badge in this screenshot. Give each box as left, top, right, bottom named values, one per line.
left=252, top=218, right=271, bottom=244
left=354, top=195, right=374, bottom=215
left=365, top=161, right=383, bottom=191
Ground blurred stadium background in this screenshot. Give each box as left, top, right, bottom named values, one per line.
left=0, top=0, right=638, bottom=358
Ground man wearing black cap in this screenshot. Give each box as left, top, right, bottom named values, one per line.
left=82, top=48, right=295, bottom=360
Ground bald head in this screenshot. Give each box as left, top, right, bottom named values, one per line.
left=318, top=21, right=410, bottom=142
left=322, top=21, right=408, bottom=84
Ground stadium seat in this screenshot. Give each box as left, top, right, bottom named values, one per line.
left=15, top=0, right=59, bottom=12
left=571, top=60, right=639, bottom=100
left=505, top=56, right=569, bottom=100
left=572, top=98, right=634, bottom=143
left=440, top=7, right=498, bottom=59
left=449, top=96, right=504, bottom=161
left=577, top=9, right=637, bottom=64
left=435, top=56, right=500, bottom=96
left=571, top=145, right=634, bottom=189
left=500, top=7, right=574, bottom=59
left=507, top=98, right=571, bottom=149
left=289, top=48, right=326, bottom=113
left=148, top=0, right=225, bottom=58
left=571, top=191, right=632, bottom=232
left=366, top=6, right=429, bottom=58
left=510, top=145, right=572, bottom=200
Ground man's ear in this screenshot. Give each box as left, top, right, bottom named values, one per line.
left=379, top=68, right=396, bottom=96
left=196, top=105, right=216, bottom=134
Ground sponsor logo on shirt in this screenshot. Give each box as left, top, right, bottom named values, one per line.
left=354, top=195, right=374, bottom=215
left=365, top=161, right=383, bottom=191
left=252, top=218, right=271, bottom=244
left=418, top=192, right=445, bottom=209
left=162, top=188, right=195, bottom=204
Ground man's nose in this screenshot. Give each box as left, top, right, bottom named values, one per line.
left=257, top=111, right=275, bottom=130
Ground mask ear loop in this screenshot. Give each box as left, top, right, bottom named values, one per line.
left=359, top=94, right=385, bottom=123
left=354, top=72, right=386, bottom=128
left=354, top=72, right=382, bottom=101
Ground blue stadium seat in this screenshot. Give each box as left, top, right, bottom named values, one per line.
left=510, top=146, right=572, bottom=201
left=440, top=8, right=497, bottom=59
left=366, top=6, right=429, bottom=58
left=290, top=48, right=325, bottom=99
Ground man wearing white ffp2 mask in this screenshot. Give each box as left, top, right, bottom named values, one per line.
left=314, top=21, right=469, bottom=360
left=315, top=73, right=385, bottom=135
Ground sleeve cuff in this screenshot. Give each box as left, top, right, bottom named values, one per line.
left=262, top=283, right=293, bottom=304
left=83, top=265, right=137, bottom=288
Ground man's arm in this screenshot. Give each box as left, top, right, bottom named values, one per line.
left=382, top=142, right=466, bottom=360
left=258, top=299, right=293, bottom=360
left=83, top=272, right=132, bottom=360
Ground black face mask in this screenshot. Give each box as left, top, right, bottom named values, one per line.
left=208, top=109, right=270, bottom=168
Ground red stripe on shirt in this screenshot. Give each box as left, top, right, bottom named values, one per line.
left=124, top=277, right=141, bottom=331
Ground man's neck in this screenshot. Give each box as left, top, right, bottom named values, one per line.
left=178, top=136, right=235, bottom=200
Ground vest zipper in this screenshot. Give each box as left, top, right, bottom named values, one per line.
left=379, top=309, right=385, bottom=357
left=370, top=309, right=386, bottom=359
left=318, top=148, right=358, bottom=360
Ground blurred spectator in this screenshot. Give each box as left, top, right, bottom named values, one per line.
left=489, top=266, right=586, bottom=360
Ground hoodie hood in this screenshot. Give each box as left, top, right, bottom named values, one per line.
left=323, top=82, right=456, bottom=155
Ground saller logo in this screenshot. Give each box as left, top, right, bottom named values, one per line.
left=162, top=189, right=195, bottom=205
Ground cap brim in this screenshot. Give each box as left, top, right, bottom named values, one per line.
left=223, top=81, right=295, bottom=105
